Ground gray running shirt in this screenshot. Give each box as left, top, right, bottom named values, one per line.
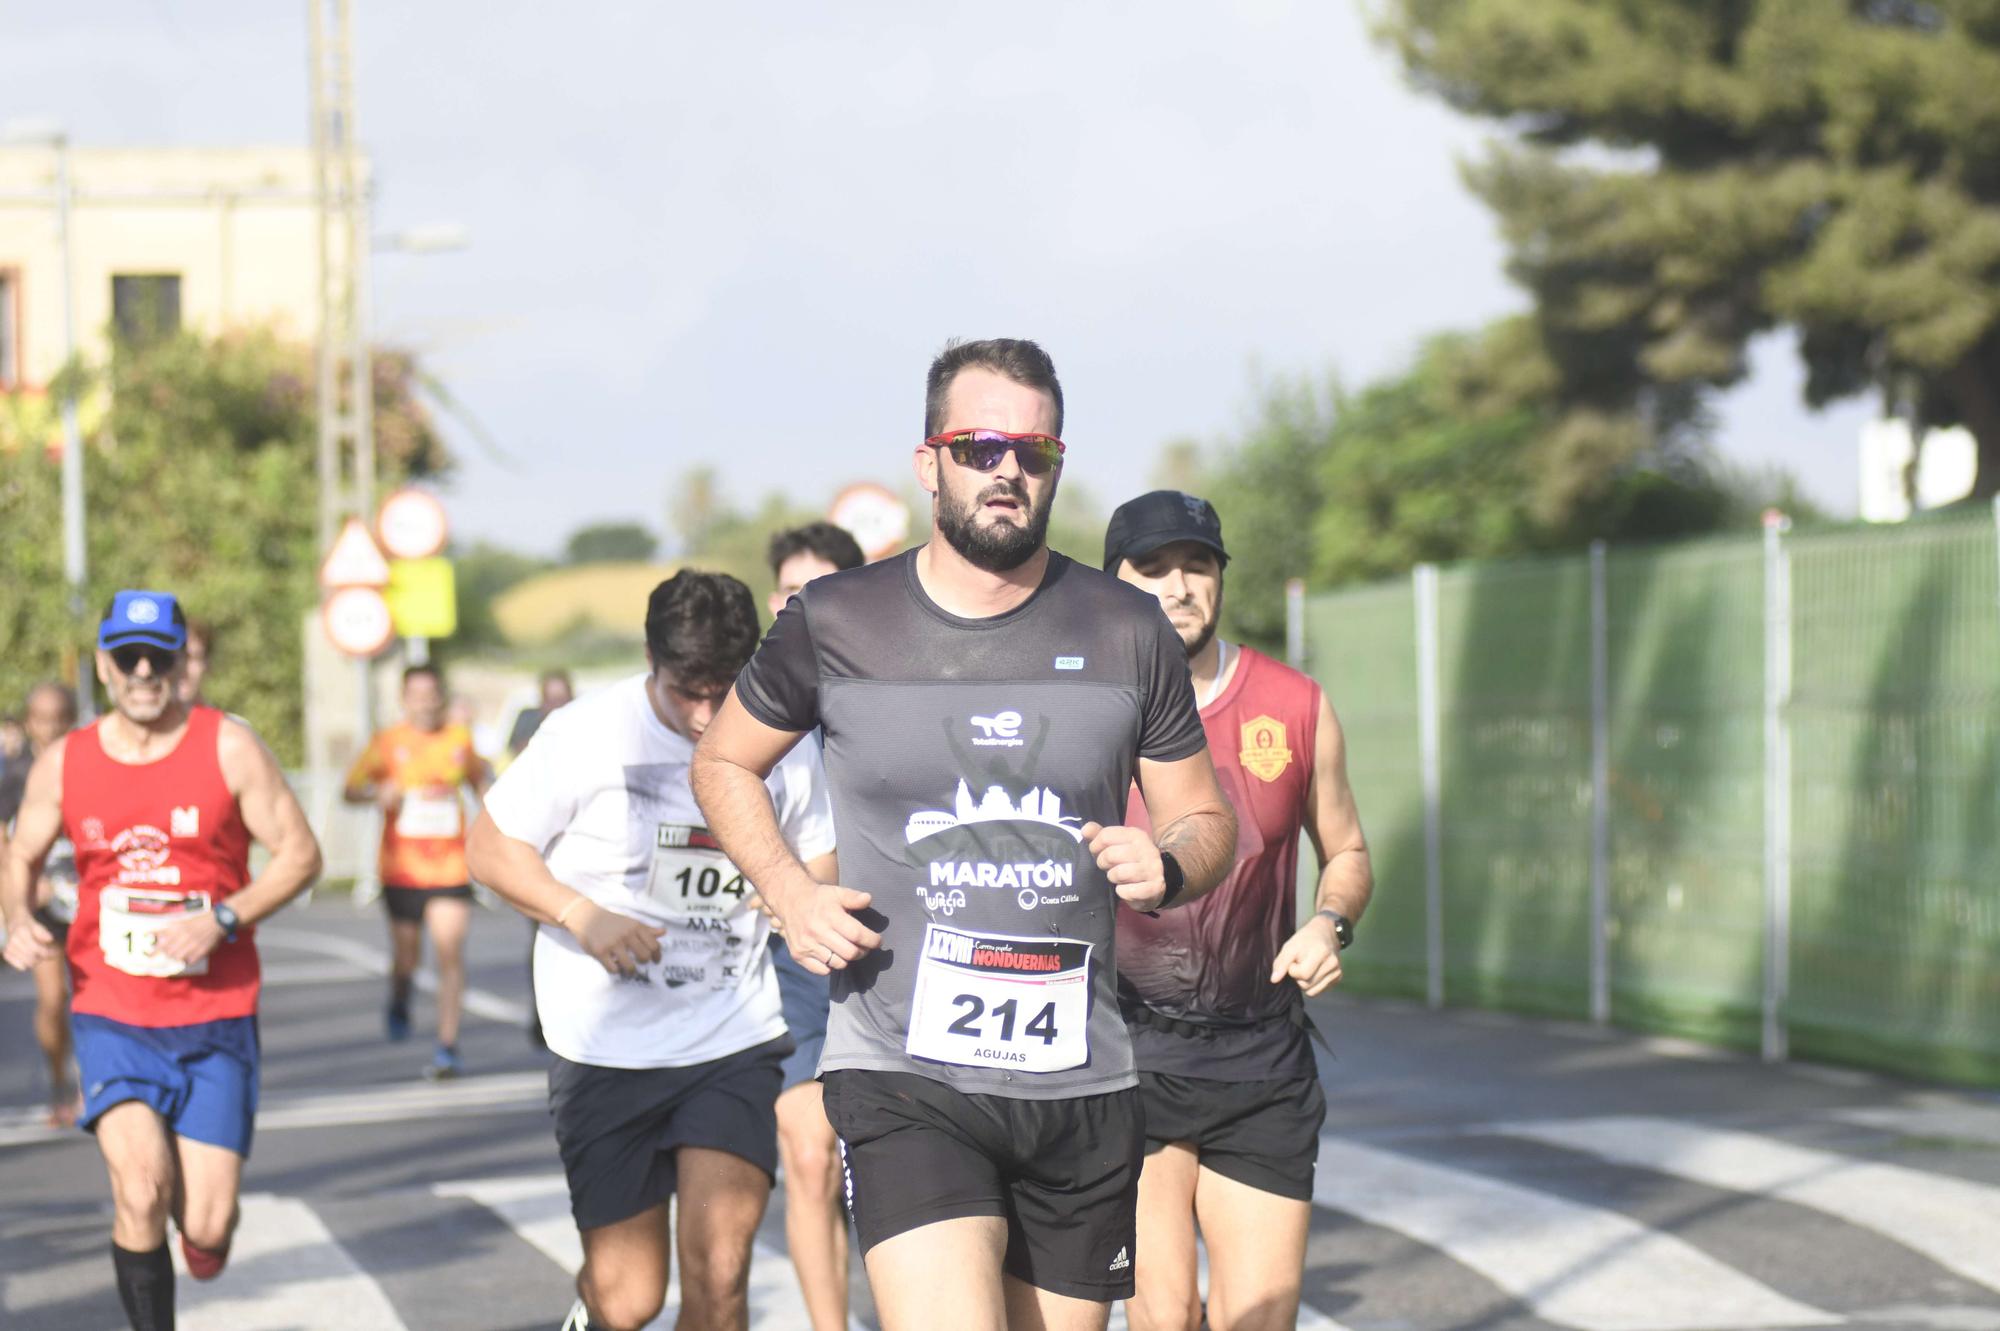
left=736, top=549, right=1205, bottom=1099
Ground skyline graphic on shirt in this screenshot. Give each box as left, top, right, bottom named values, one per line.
left=904, top=777, right=1086, bottom=845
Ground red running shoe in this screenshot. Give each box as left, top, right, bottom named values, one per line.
left=181, top=1234, right=230, bottom=1281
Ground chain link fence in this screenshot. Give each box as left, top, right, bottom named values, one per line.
left=1300, top=506, right=2000, bottom=1085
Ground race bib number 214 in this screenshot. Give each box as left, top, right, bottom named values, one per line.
left=906, top=924, right=1091, bottom=1074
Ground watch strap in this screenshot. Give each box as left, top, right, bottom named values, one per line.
left=1317, top=909, right=1354, bottom=950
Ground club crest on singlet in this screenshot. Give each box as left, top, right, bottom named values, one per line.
left=1239, top=715, right=1293, bottom=783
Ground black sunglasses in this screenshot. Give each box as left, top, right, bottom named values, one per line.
left=109, top=644, right=181, bottom=676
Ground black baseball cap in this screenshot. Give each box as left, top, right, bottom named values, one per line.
left=1102, top=491, right=1229, bottom=572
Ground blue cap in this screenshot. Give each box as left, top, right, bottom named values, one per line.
left=98, top=590, right=187, bottom=651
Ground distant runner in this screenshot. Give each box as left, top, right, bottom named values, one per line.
left=1, top=590, right=322, bottom=1331
left=344, top=662, right=492, bottom=1079
left=1105, top=491, right=1372, bottom=1331
left=2, top=680, right=81, bottom=1126
left=693, top=338, right=1237, bottom=1331
left=764, top=520, right=866, bottom=1330
left=469, top=571, right=836, bottom=1331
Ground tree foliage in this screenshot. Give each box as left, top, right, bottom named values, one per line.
left=0, top=328, right=446, bottom=763
left=1201, top=319, right=1814, bottom=652
left=1379, top=0, right=2000, bottom=490
left=564, top=521, right=660, bottom=565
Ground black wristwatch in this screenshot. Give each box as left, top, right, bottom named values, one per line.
left=213, top=902, right=241, bottom=944
left=1317, top=909, right=1354, bottom=951
left=1156, top=852, right=1186, bottom=909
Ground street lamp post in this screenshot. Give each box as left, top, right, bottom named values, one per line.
left=4, top=119, right=91, bottom=719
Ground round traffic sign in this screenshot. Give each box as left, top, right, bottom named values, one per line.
left=829, top=483, right=910, bottom=561
left=323, top=586, right=395, bottom=657
left=377, top=488, right=450, bottom=561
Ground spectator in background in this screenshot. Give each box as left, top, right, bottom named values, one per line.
left=508, top=669, right=576, bottom=758
left=179, top=620, right=214, bottom=708
left=3, top=682, right=81, bottom=1126
left=762, top=520, right=864, bottom=1331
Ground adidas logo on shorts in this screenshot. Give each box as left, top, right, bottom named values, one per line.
left=1108, top=1245, right=1130, bottom=1272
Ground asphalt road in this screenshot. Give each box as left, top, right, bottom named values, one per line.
left=6, top=893, right=2000, bottom=1331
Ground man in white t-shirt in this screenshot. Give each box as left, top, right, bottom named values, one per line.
left=469, top=571, right=836, bottom=1331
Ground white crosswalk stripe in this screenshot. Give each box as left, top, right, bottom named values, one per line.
left=1498, top=1115, right=2000, bottom=1296
left=1312, top=1134, right=1837, bottom=1331
left=174, top=1193, right=408, bottom=1330
left=435, top=1173, right=833, bottom=1331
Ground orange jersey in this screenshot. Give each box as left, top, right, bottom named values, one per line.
left=348, top=723, right=479, bottom=888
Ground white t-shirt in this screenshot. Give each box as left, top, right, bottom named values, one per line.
left=482, top=673, right=835, bottom=1069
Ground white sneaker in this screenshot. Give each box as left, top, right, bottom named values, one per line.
left=559, top=1298, right=590, bottom=1331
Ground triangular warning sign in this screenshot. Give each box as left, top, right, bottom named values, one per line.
left=320, top=515, right=392, bottom=589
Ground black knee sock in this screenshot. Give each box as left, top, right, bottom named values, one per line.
left=390, top=974, right=413, bottom=1011
left=111, top=1240, right=175, bottom=1331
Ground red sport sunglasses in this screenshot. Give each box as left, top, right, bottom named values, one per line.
left=922, top=429, right=1066, bottom=476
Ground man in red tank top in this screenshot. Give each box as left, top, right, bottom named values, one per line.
left=1, top=590, right=322, bottom=1331
left=1104, top=494, right=1375, bottom=1331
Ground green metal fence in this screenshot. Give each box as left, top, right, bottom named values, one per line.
left=1300, top=507, right=2000, bottom=1085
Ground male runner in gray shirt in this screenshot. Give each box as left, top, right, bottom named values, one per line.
left=693, top=337, right=1236, bottom=1331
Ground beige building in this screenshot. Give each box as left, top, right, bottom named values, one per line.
left=0, top=146, right=327, bottom=392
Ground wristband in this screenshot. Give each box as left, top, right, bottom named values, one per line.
left=1316, top=909, right=1355, bottom=950
left=555, top=896, right=589, bottom=930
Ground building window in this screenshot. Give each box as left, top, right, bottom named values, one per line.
left=0, top=270, right=16, bottom=389
left=112, top=273, right=182, bottom=346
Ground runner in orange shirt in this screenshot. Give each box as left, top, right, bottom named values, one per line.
left=344, top=664, right=491, bottom=1079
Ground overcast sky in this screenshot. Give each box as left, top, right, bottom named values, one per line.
left=4, top=0, right=1870, bottom=555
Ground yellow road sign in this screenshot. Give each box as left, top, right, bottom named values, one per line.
left=385, top=557, right=457, bottom=638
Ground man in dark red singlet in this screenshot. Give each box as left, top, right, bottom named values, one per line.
left=1103, top=493, right=1374, bottom=1331
left=1, top=590, right=322, bottom=1331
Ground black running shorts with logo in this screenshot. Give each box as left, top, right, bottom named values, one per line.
left=1137, top=1070, right=1326, bottom=1202
left=823, top=1068, right=1144, bottom=1301
left=548, top=1034, right=790, bottom=1231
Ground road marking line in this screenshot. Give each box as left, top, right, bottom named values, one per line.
left=176, top=1192, right=408, bottom=1330
left=259, top=924, right=531, bottom=1024
left=1313, top=1135, right=1834, bottom=1331
left=1499, top=1115, right=2000, bottom=1296
left=0, top=1073, right=548, bottom=1148
left=435, top=1173, right=842, bottom=1331
left=1827, top=1102, right=2000, bottom=1151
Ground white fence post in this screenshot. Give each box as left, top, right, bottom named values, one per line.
left=1285, top=577, right=1307, bottom=671
left=1589, top=541, right=1611, bottom=1026
left=1414, top=562, right=1444, bottom=1010
left=1761, top=510, right=1793, bottom=1062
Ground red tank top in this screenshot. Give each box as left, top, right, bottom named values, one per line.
left=63, top=706, right=259, bottom=1026
left=1118, top=645, right=1320, bottom=1076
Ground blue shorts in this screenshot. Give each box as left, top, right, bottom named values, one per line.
left=770, top=937, right=829, bottom=1090
left=72, top=1013, right=260, bottom=1157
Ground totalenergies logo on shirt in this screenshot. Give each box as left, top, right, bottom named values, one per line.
left=112, top=824, right=182, bottom=886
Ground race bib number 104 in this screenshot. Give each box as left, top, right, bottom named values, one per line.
left=906, top=924, right=1091, bottom=1074
left=644, top=824, right=749, bottom=921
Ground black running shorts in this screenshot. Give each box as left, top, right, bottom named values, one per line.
left=822, top=1068, right=1144, bottom=1302
left=380, top=883, right=473, bottom=922
left=548, top=1035, right=789, bottom=1231
left=1137, top=1070, right=1326, bottom=1201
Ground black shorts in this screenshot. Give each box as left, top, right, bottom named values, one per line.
left=548, top=1035, right=789, bottom=1231
left=1137, top=1071, right=1326, bottom=1202
left=822, top=1068, right=1143, bottom=1302
left=381, top=883, right=473, bottom=922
